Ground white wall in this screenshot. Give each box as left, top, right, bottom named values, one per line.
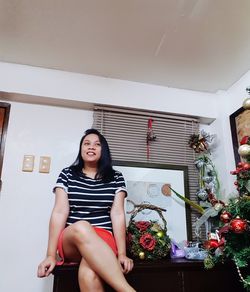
left=0, top=61, right=249, bottom=292
left=207, top=71, right=250, bottom=199
left=0, top=62, right=218, bottom=120
left=0, top=101, right=93, bottom=292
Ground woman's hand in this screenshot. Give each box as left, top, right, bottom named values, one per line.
left=118, top=254, right=134, bottom=274
left=37, top=255, right=56, bottom=278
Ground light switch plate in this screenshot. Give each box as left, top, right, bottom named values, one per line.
left=22, top=155, right=35, bottom=172
left=39, top=156, right=51, bottom=173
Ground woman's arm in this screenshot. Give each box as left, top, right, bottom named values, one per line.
left=37, top=187, right=69, bottom=277
left=110, top=191, right=134, bottom=274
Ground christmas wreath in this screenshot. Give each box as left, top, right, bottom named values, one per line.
left=126, top=202, right=171, bottom=260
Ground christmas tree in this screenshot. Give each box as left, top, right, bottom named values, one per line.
left=204, top=97, right=250, bottom=291
left=168, top=94, right=250, bottom=289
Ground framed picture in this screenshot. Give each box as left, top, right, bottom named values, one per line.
left=230, top=107, right=250, bottom=165
left=113, top=161, right=192, bottom=242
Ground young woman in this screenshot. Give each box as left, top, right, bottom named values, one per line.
left=37, top=128, right=135, bottom=292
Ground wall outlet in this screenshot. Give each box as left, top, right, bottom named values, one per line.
left=22, top=155, right=35, bottom=172
left=39, top=156, right=51, bottom=173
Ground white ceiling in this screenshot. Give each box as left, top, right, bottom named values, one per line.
left=0, top=0, right=250, bottom=93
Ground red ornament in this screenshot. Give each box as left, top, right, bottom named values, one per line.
left=240, top=135, right=250, bottom=145
left=242, top=162, right=250, bottom=170
left=230, top=217, right=248, bottom=233
left=204, top=239, right=219, bottom=249
left=220, top=211, right=232, bottom=223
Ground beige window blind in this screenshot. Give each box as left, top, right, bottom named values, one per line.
left=93, top=105, right=202, bottom=240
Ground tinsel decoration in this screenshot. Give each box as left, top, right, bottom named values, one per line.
left=194, top=155, right=220, bottom=196
left=188, top=130, right=221, bottom=239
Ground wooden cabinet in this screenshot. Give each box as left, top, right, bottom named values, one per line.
left=53, top=258, right=246, bottom=292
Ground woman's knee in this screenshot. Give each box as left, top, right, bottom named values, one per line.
left=70, top=220, right=94, bottom=242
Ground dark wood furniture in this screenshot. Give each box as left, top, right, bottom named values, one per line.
left=53, top=258, right=247, bottom=292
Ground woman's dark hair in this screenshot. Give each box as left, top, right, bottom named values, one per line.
left=70, top=128, right=115, bottom=182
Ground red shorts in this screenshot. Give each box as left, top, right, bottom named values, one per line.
left=56, top=226, right=118, bottom=265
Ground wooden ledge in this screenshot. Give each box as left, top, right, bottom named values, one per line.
left=53, top=257, right=236, bottom=274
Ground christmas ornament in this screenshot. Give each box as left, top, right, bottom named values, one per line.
left=194, top=158, right=205, bottom=169
left=139, top=251, right=145, bottom=260
left=242, top=162, right=250, bottom=170
left=243, top=86, right=250, bottom=109
left=196, top=188, right=208, bottom=201
left=203, top=176, right=214, bottom=184
left=213, top=202, right=223, bottom=212
left=240, top=136, right=250, bottom=145
left=204, top=255, right=215, bottom=269
left=205, top=239, right=219, bottom=249
left=229, top=217, right=248, bottom=234
left=188, top=130, right=214, bottom=153
left=220, top=211, right=232, bottom=223
left=242, top=98, right=250, bottom=110
left=238, top=144, right=250, bottom=158
left=156, top=231, right=164, bottom=238
left=231, top=162, right=250, bottom=196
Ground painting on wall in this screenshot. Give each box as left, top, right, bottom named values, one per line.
left=230, top=107, right=250, bottom=165
left=113, top=161, right=192, bottom=243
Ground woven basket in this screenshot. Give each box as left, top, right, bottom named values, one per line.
left=126, top=202, right=171, bottom=260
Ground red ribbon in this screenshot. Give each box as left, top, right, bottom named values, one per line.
left=147, top=118, right=155, bottom=159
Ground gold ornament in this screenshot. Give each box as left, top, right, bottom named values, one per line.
left=243, top=87, right=250, bottom=109
left=214, top=202, right=223, bottom=212
left=139, top=251, right=145, bottom=260
left=242, top=97, right=250, bottom=109
left=156, top=231, right=164, bottom=238
left=238, top=144, right=250, bottom=158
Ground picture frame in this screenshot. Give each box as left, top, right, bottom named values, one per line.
left=230, top=107, right=250, bottom=165
left=113, top=161, right=192, bottom=242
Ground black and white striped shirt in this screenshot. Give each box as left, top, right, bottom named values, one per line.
left=54, top=167, right=127, bottom=231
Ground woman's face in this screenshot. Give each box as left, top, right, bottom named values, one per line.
left=81, top=133, right=102, bottom=165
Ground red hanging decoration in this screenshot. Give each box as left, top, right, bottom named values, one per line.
left=146, top=118, right=156, bottom=159
left=220, top=211, right=232, bottom=223
left=229, top=217, right=248, bottom=234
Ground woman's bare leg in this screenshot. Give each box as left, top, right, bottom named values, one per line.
left=62, top=221, right=135, bottom=292
left=78, top=258, right=104, bottom=292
